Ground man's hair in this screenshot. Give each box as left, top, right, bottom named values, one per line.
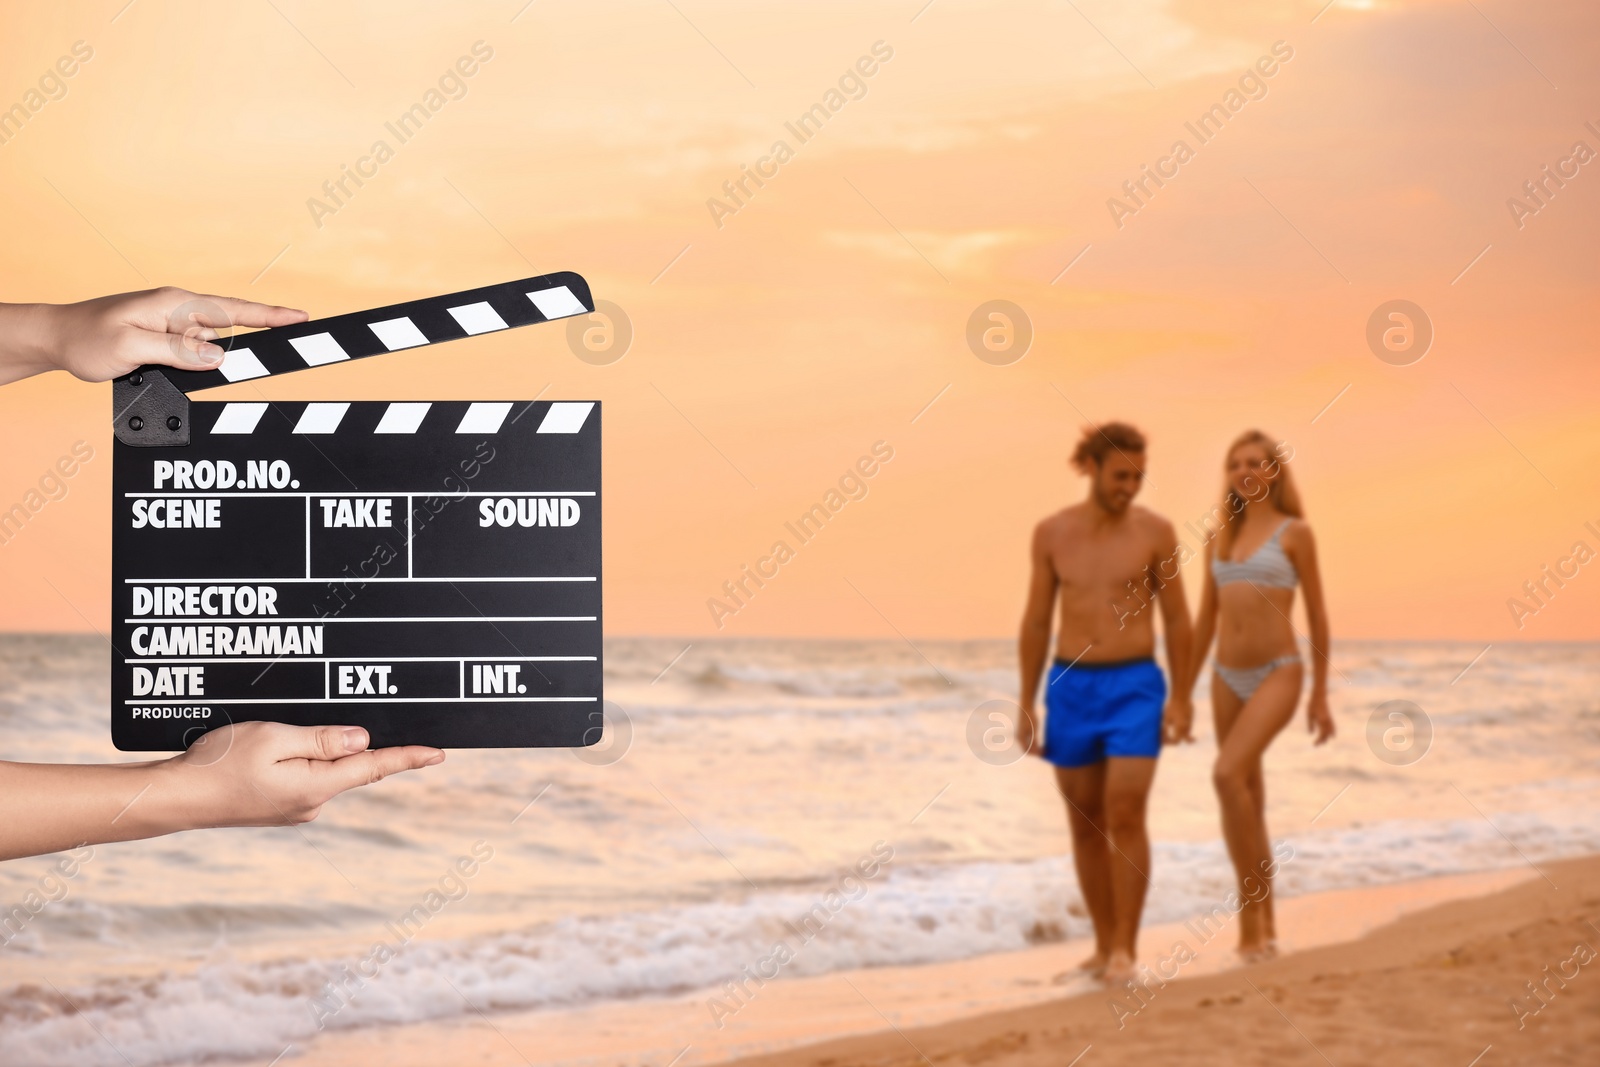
left=1071, top=421, right=1146, bottom=473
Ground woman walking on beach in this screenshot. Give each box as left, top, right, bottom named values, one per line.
left=1191, top=430, right=1335, bottom=961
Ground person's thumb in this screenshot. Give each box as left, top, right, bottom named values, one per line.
left=275, top=724, right=371, bottom=763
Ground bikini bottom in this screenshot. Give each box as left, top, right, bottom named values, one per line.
left=1214, top=654, right=1302, bottom=702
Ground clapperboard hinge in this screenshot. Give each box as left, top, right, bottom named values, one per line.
left=112, top=271, right=593, bottom=447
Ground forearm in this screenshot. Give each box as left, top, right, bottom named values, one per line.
left=0, top=759, right=197, bottom=861
left=1163, top=616, right=1195, bottom=698
left=0, top=303, right=61, bottom=386
left=1, top=287, right=307, bottom=385
left=1018, top=621, right=1050, bottom=719
left=1189, top=614, right=1215, bottom=697
left=1308, top=615, right=1331, bottom=693
left=2, top=722, right=442, bottom=862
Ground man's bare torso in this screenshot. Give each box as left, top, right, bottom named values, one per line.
left=1039, top=502, right=1169, bottom=663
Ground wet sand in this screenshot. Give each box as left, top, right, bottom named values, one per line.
left=281, top=861, right=1594, bottom=1066
left=723, top=855, right=1599, bottom=1067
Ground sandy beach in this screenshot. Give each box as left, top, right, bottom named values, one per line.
left=724, top=855, right=1600, bottom=1067
left=7, top=638, right=1598, bottom=1067
left=262, top=861, right=1585, bottom=1067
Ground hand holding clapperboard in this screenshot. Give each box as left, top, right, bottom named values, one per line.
left=111, top=273, right=602, bottom=751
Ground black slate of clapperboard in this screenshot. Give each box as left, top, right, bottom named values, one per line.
left=109, top=274, right=603, bottom=751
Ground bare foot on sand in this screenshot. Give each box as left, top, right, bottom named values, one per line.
left=1238, top=939, right=1278, bottom=964
left=1101, top=949, right=1137, bottom=986
left=1052, top=951, right=1109, bottom=984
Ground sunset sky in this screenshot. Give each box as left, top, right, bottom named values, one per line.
left=0, top=0, right=1595, bottom=640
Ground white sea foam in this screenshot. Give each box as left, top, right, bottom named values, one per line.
left=3, top=635, right=1598, bottom=1066
left=4, top=812, right=1597, bottom=1067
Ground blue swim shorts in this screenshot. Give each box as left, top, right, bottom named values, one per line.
left=1042, top=656, right=1166, bottom=767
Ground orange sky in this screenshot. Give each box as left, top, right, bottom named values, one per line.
left=0, top=0, right=1595, bottom=640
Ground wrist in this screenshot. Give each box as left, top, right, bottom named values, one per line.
left=123, top=759, right=207, bottom=838
left=0, top=303, right=62, bottom=376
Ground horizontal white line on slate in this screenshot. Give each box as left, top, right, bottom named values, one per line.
left=121, top=492, right=596, bottom=498
left=123, top=696, right=599, bottom=705
left=122, top=616, right=598, bottom=623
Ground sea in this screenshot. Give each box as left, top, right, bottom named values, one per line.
left=1, top=634, right=1596, bottom=1066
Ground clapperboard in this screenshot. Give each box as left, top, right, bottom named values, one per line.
left=110, top=273, right=602, bottom=751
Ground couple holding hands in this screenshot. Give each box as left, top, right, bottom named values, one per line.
left=1018, top=422, right=1334, bottom=986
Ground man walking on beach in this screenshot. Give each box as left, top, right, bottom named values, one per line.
left=1016, top=422, right=1194, bottom=986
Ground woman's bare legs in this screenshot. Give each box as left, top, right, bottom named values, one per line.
left=1211, top=665, right=1301, bottom=956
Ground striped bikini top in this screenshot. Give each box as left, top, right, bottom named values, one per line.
left=1212, top=518, right=1298, bottom=589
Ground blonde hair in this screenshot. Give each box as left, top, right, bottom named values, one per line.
left=1218, top=430, right=1303, bottom=555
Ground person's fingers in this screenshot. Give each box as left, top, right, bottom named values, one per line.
left=316, top=746, right=445, bottom=795
left=271, top=724, right=372, bottom=763
left=184, top=293, right=309, bottom=330
left=110, top=289, right=303, bottom=354
left=104, top=325, right=222, bottom=371
left=113, top=291, right=306, bottom=372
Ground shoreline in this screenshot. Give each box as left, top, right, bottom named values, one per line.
left=280, top=860, right=1573, bottom=1067
left=720, top=854, right=1600, bottom=1067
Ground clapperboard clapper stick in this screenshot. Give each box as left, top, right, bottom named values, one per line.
left=110, top=273, right=605, bottom=751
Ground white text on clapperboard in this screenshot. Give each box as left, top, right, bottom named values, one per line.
left=127, top=456, right=583, bottom=714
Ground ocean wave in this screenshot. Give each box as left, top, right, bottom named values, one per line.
left=5, top=812, right=1598, bottom=1067
left=657, top=662, right=1004, bottom=702
left=1, top=898, right=387, bottom=951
